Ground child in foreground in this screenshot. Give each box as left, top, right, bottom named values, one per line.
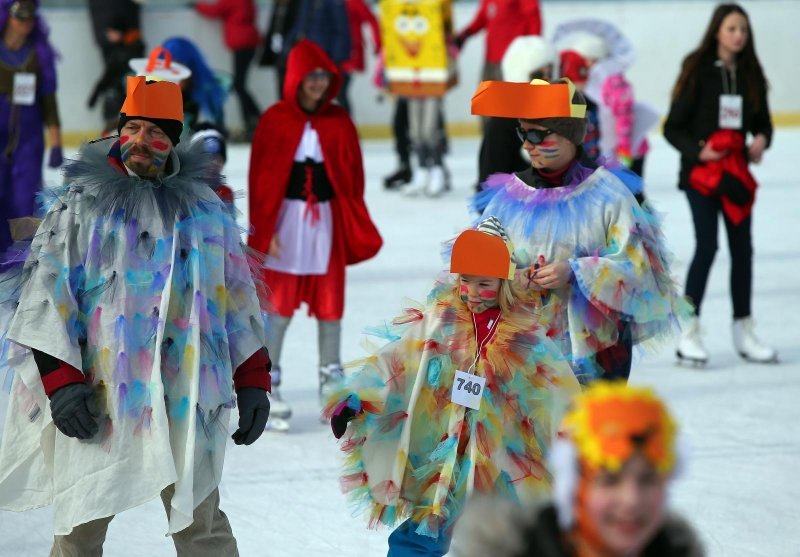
left=324, top=217, right=581, bottom=556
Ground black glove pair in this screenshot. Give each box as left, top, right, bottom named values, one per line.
left=50, top=383, right=100, bottom=439
left=232, top=387, right=270, bottom=445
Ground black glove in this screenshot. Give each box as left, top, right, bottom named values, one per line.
left=331, top=405, right=357, bottom=439
left=454, top=33, right=466, bottom=50
left=232, top=387, right=270, bottom=445
left=718, top=171, right=752, bottom=206
left=50, top=383, right=100, bottom=439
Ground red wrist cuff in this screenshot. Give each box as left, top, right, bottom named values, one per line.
left=233, top=350, right=272, bottom=392
left=42, top=364, right=86, bottom=397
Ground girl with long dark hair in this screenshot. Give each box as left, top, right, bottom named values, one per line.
left=664, top=3, right=776, bottom=366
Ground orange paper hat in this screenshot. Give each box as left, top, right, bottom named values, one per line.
left=120, top=75, right=184, bottom=123
left=471, top=78, right=587, bottom=120
left=450, top=217, right=515, bottom=280
left=562, top=382, right=677, bottom=475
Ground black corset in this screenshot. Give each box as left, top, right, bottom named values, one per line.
left=285, top=158, right=335, bottom=201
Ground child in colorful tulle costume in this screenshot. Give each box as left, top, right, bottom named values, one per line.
left=470, top=79, right=689, bottom=382
left=323, top=217, right=581, bottom=556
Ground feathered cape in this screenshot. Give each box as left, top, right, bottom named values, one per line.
left=323, top=282, right=580, bottom=538
left=471, top=168, right=690, bottom=378
left=0, top=138, right=266, bottom=535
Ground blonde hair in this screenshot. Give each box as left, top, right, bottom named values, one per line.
left=454, top=276, right=521, bottom=314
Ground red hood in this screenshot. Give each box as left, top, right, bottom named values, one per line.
left=283, top=39, right=342, bottom=112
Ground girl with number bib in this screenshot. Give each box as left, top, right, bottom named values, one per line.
left=323, top=217, right=580, bottom=556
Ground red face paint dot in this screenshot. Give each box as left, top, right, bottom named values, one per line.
left=150, top=140, right=169, bottom=151
left=120, top=135, right=130, bottom=145
left=538, top=141, right=558, bottom=147
left=459, top=285, right=469, bottom=294
left=478, top=289, right=497, bottom=298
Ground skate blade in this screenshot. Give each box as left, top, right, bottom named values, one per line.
left=738, top=352, right=780, bottom=364
left=266, top=418, right=290, bottom=433
left=676, top=352, right=708, bottom=368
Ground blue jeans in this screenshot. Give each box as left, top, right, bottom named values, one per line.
left=387, top=520, right=452, bottom=557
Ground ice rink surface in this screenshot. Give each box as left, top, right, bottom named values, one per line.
left=1, top=130, right=798, bottom=556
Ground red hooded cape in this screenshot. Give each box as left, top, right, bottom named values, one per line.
left=248, top=40, right=382, bottom=265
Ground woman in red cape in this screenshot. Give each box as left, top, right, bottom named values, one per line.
left=249, top=39, right=382, bottom=423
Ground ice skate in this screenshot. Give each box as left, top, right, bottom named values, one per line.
left=426, top=165, right=447, bottom=197
left=267, top=367, right=292, bottom=420
left=733, top=317, right=778, bottom=364
left=383, top=164, right=412, bottom=189
left=318, top=363, right=345, bottom=416
left=676, top=316, right=708, bottom=367
left=403, top=167, right=429, bottom=196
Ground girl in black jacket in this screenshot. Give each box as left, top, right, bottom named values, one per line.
left=663, top=3, right=776, bottom=366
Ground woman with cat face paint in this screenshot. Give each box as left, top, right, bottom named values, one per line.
left=323, top=217, right=580, bottom=556
left=471, top=79, right=689, bottom=383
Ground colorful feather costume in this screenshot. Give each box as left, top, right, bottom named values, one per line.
left=0, top=138, right=267, bottom=535
left=472, top=166, right=690, bottom=378
left=323, top=280, right=580, bottom=538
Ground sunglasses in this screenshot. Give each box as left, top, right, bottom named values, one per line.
left=515, top=127, right=555, bottom=145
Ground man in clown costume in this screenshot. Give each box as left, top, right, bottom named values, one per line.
left=0, top=75, right=271, bottom=555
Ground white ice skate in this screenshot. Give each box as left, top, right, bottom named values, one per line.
left=733, top=317, right=778, bottom=364
left=268, top=367, right=292, bottom=420
left=676, top=316, right=708, bottom=367
left=425, top=165, right=446, bottom=197
left=403, top=168, right=429, bottom=196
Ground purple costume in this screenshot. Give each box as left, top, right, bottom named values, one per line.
left=0, top=0, right=58, bottom=252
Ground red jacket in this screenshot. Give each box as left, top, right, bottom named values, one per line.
left=248, top=40, right=382, bottom=265
left=689, top=130, right=757, bottom=226
left=195, top=0, right=261, bottom=50
left=342, top=0, right=381, bottom=74
left=458, top=0, right=542, bottom=64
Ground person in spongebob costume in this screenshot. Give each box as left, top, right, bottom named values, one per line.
left=452, top=382, right=703, bottom=557
left=471, top=78, right=689, bottom=382
left=0, top=75, right=272, bottom=556
left=324, top=217, right=581, bottom=556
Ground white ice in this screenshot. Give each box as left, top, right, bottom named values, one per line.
left=1, top=130, right=798, bottom=556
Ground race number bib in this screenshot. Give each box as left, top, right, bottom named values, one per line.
left=451, top=370, right=486, bottom=410
left=12, top=73, right=36, bottom=106
left=719, top=94, right=743, bottom=129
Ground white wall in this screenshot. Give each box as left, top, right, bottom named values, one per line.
left=43, top=0, right=799, bottom=135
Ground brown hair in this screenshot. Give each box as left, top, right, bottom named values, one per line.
left=671, top=4, right=767, bottom=110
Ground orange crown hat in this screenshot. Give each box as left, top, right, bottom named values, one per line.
left=450, top=217, right=515, bottom=280
left=562, top=382, right=678, bottom=476
left=471, top=78, right=587, bottom=120
left=120, top=75, right=184, bottom=124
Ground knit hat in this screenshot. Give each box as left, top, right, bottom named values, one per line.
left=117, top=75, right=184, bottom=146
left=521, top=79, right=588, bottom=146
left=568, top=32, right=608, bottom=61
left=451, top=217, right=515, bottom=280
left=501, top=36, right=556, bottom=83
left=191, top=124, right=227, bottom=163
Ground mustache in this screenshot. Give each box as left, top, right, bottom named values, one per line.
left=126, top=144, right=152, bottom=157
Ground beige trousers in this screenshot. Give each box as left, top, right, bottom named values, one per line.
left=49, top=485, right=239, bottom=557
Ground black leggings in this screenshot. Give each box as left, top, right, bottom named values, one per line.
left=684, top=187, right=752, bottom=318
left=233, top=48, right=261, bottom=126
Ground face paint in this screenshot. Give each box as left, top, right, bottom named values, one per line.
left=119, top=120, right=172, bottom=178
left=459, top=275, right=501, bottom=314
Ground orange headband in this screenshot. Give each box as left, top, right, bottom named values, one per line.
left=471, top=78, right=587, bottom=120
